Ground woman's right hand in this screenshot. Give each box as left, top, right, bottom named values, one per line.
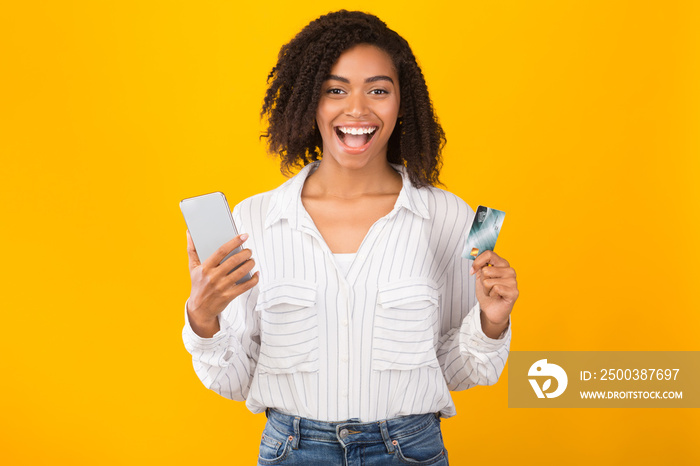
left=186, top=231, right=259, bottom=338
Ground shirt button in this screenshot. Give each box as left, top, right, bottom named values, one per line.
left=342, top=319, right=348, bottom=327
left=341, top=389, right=348, bottom=397
left=341, top=355, right=348, bottom=363
left=358, top=254, right=366, bottom=261
left=339, top=428, right=349, bottom=439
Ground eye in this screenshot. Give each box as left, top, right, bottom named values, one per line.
left=326, top=88, right=345, bottom=95
left=369, top=89, right=389, bottom=95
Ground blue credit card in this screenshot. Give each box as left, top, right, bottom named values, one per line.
left=462, top=205, right=506, bottom=260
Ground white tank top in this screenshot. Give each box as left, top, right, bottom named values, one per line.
left=333, top=253, right=356, bottom=276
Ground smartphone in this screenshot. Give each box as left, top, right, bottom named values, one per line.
left=180, top=192, right=252, bottom=284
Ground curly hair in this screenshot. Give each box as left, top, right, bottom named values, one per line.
left=261, top=10, right=445, bottom=188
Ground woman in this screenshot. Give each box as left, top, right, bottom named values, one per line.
left=183, top=10, right=518, bottom=465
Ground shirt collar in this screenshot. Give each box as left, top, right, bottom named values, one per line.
left=264, top=161, right=431, bottom=230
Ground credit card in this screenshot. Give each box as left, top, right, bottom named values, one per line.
left=461, top=205, right=506, bottom=260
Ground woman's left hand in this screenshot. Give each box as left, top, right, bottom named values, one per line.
left=470, top=250, right=519, bottom=338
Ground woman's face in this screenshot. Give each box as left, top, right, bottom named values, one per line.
left=316, top=44, right=400, bottom=171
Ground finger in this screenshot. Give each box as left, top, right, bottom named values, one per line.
left=222, top=268, right=260, bottom=300
left=481, top=276, right=517, bottom=291
left=479, top=273, right=517, bottom=296
left=470, top=250, right=510, bottom=275
left=232, top=270, right=260, bottom=294
left=481, top=266, right=516, bottom=280
left=186, top=230, right=201, bottom=271
left=218, top=250, right=254, bottom=278
left=203, top=233, right=250, bottom=269
left=486, top=283, right=519, bottom=302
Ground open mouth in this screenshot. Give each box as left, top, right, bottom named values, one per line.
left=335, top=126, right=378, bottom=149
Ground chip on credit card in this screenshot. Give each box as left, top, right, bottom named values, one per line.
left=461, top=205, right=506, bottom=261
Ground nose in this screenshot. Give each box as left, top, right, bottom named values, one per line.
left=344, top=92, right=368, bottom=118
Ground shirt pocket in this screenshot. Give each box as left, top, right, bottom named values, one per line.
left=255, top=279, right=319, bottom=375
left=373, top=278, right=440, bottom=371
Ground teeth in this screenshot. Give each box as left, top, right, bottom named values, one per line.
left=338, top=127, right=377, bottom=135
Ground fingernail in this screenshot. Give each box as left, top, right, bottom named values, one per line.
left=469, top=266, right=474, bottom=275
left=240, top=233, right=249, bottom=241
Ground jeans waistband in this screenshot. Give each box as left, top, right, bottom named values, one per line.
left=265, top=409, right=440, bottom=451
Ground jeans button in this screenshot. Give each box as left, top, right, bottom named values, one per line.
left=339, top=428, right=349, bottom=439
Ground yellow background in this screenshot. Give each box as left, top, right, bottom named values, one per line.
left=1, top=1, right=698, bottom=464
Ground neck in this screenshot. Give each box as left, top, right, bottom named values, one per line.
left=307, top=158, right=402, bottom=198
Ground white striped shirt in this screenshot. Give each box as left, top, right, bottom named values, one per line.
left=182, top=161, right=511, bottom=422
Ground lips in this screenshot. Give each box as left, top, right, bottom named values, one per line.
left=334, top=125, right=378, bottom=150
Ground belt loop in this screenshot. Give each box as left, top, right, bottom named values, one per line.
left=291, top=416, right=301, bottom=450
left=379, top=420, right=395, bottom=453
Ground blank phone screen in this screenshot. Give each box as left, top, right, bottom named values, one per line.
left=180, top=192, right=251, bottom=284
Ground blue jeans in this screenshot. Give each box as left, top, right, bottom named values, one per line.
left=257, top=409, right=448, bottom=465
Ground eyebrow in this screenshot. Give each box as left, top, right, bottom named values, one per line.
left=326, top=74, right=395, bottom=84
